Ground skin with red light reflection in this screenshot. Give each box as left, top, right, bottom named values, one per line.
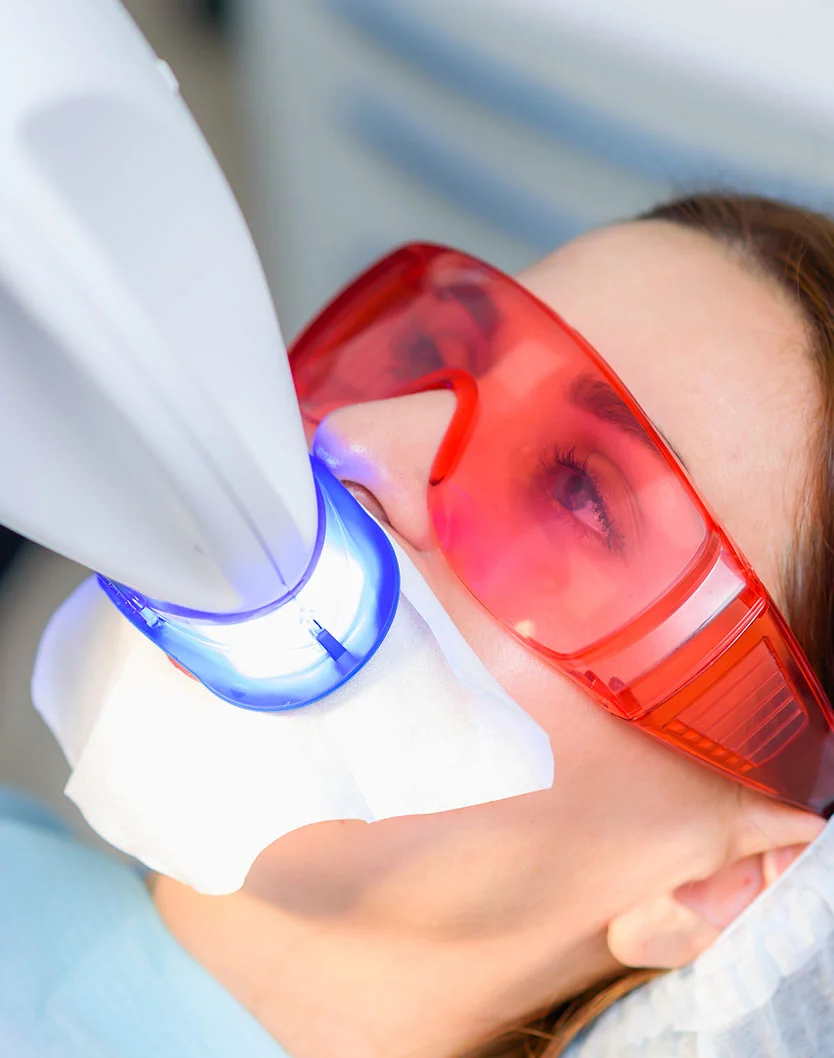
left=153, top=222, right=825, bottom=1058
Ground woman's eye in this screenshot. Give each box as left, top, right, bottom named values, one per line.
left=440, top=281, right=499, bottom=338
left=392, top=285, right=501, bottom=381
left=536, top=447, right=623, bottom=552
left=391, top=331, right=445, bottom=378
left=552, top=465, right=609, bottom=531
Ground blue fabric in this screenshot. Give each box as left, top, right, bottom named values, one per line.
left=0, top=788, right=290, bottom=1058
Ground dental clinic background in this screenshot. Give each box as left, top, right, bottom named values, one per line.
left=1, top=0, right=833, bottom=838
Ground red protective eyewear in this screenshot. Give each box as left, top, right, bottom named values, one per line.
left=290, top=244, right=834, bottom=816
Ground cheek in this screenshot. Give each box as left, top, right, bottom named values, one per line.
left=419, top=545, right=614, bottom=742
left=415, top=546, right=733, bottom=854
left=421, top=547, right=625, bottom=776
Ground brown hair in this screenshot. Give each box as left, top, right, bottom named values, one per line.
left=459, top=193, right=834, bottom=1058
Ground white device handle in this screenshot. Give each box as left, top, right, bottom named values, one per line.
left=0, top=0, right=317, bottom=614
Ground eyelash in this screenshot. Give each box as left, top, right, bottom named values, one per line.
left=537, top=445, right=623, bottom=553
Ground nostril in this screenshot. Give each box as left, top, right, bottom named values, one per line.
left=341, top=480, right=391, bottom=526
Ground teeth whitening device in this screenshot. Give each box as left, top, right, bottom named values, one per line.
left=0, top=0, right=399, bottom=711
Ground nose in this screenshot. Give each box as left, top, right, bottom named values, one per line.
left=311, top=390, right=457, bottom=553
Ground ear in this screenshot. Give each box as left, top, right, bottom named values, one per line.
left=606, top=800, right=824, bottom=970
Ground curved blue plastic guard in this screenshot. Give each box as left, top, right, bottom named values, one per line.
left=98, top=457, right=400, bottom=711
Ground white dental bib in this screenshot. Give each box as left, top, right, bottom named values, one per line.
left=32, top=537, right=554, bottom=895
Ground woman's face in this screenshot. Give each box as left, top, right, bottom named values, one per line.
left=249, top=222, right=820, bottom=969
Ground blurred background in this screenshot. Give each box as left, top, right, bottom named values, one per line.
left=1, top=0, right=834, bottom=831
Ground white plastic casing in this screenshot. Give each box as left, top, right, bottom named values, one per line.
left=0, top=0, right=318, bottom=613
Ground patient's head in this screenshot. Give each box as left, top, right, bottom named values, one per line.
left=154, top=196, right=834, bottom=1058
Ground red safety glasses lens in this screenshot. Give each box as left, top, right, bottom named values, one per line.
left=290, top=244, right=834, bottom=816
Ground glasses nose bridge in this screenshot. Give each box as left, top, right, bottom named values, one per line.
left=392, top=368, right=480, bottom=485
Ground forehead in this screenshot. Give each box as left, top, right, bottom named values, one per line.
left=516, top=221, right=818, bottom=599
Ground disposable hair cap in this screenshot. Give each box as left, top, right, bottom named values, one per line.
left=568, top=818, right=834, bottom=1057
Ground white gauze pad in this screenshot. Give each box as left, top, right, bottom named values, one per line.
left=31, top=539, right=554, bottom=894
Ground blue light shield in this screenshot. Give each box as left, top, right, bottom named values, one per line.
left=98, top=457, right=400, bottom=710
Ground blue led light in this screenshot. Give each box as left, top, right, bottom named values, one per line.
left=98, top=457, right=400, bottom=711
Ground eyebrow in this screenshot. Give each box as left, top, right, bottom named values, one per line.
left=568, top=373, right=689, bottom=470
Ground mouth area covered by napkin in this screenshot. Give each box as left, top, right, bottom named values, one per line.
left=31, top=536, right=554, bottom=894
